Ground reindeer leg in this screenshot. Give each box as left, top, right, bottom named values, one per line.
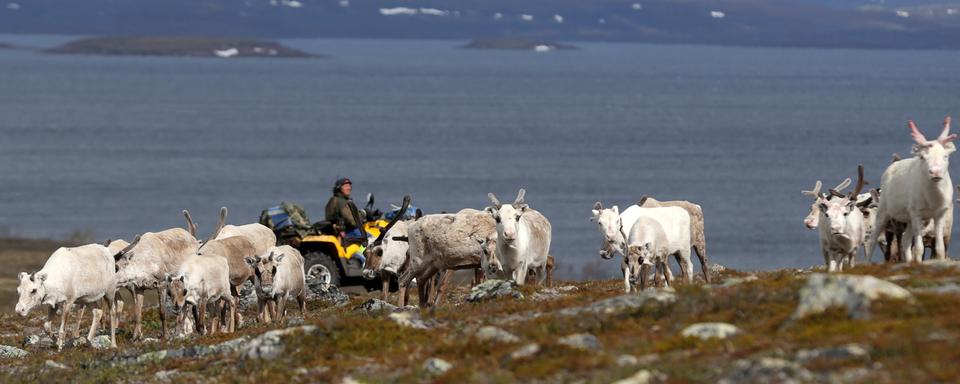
left=132, top=288, right=144, bottom=341
left=73, top=304, right=86, bottom=339
left=157, top=286, right=168, bottom=340
left=432, top=269, right=454, bottom=307
left=381, top=271, right=390, bottom=302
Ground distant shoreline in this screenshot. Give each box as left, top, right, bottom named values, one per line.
left=45, top=36, right=319, bottom=59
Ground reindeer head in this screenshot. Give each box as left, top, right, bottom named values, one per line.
left=910, top=117, right=957, bottom=181
left=246, top=252, right=284, bottom=296
left=487, top=189, right=528, bottom=245
left=362, top=196, right=411, bottom=280
left=15, top=271, right=48, bottom=317
left=165, top=274, right=189, bottom=313
left=817, top=195, right=859, bottom=236
left=591, top=201, right=625, bottom=259
left=802, top=177, right=853, bottom=230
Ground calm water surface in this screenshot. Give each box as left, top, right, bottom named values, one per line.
left=2, top=35, right=960, bottom=278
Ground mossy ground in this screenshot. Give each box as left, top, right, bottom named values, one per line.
left=1, top=258, right=959, bottom=383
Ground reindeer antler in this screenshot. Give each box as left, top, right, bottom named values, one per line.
left=939, top=116, right=957, bottom=144
left=849, top=164, right=867, bottom=199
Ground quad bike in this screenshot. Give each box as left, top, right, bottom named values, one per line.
left=260, top=194, right=395, bottom=289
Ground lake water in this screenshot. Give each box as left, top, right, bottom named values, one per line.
left=2, top=35, right=960, bottom=279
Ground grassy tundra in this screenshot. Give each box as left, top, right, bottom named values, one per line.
left=1, top=238, right=960, bottom=383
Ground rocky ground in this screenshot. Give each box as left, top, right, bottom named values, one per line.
left=1, top=260, right=960, bottom=383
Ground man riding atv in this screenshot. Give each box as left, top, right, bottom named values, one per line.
left=325, top=177, right=367, bottom=264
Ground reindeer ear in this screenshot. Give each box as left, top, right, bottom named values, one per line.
left=612, top=205, right=620, bottom=215
left=593, top=201, right=603, bottom=211
left=18, top=272, right=28, bottom=282
left=274, top=254, right=285, bottom=263
left=165, top=273, right=172, bottom=282
left=36, top=272, right=47, bottom=282
left=244, top=256, right=257, bottom=266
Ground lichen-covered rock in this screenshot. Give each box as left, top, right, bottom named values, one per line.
left=795, top=344, right=869, bottom=362
left=616, top=354, right=639, bottom=367
left=422, top=357, right=452, bottom=376
left=241, top=325, right=318, bottom=360
left=388, top=312, right=432, bottom=329
left=129, top=336, right=251, bottom=365
left=0, top=345, right=28, bottom=358
left=681, top=323, right=741, bottom=340
left=557, top=333, right=602, bottom=351
left=719, top=275, right=757, bottom=287
left=43, top=360, right=68, bottom=370
left=23, top=334, right=54, bottom=348
left=556, top=290, right=675, bottom=317
left=508, top=343, right=541, bottom=360
left=791, top=274, right=913, bottom=320
left=611, top=369, right=666, bottom=384
left=474, top=326, right=520, bottom=344
left=532, top=285, right=578, bottom=301
left=306, top=283, right=349, bottom=307
left=467, top=279, right=523, bottom=302
left=354, top=298, right=398, bottom=312
left=719, top=357, right=816, bottom=384
left=90, top=335, right=113, bottom=349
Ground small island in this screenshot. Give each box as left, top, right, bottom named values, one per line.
left=45, top=36, right=317, bottom=58
left=461, top=38, right=577, bottom=52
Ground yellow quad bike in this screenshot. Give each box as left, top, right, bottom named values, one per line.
left=263, top=194, right=398, bottom=289
left=298, top=219, right=386, bottom=288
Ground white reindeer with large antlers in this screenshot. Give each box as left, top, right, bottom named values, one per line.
left=867, top=117, right=957, bottom=262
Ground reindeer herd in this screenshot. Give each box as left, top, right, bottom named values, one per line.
left=803, top=117, right=958, bottom=271
left=11, top=117, right=959, bottom=352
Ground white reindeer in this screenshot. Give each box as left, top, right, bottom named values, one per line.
left=592, top=203, right=692, bottom=292
left=485, top=189, right=552, bottom=286
left=246, top=246, right=307, bottom=324
left=115, top=222, right=201, bottom=340
left=814, top=169, right=866, bottom=272
left=867, top=118, right=957, bottom=262
left=165, top=255, right=235, bottom=336
left=625, top=216, right=674, bottom=291
left=15, top=244, right=118, bottom=350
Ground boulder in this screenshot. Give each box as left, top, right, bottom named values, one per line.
left=508, top=343, right=541, bottom=360
left=791, top=274, right=913, bottom=320
left=795, top=344, right=869, bottom=362
left=719, top=357, right=816, bottom=384
left=681, top=323, right=741, bottom=340
left=241, top=325, right=318, bottom=360
left=422, top=357, right=452, bottom=376
left=88, top=335, right=113, bottom=349
left=467, top=279, right=523, bottom=302
left=23, top=334, right=54, bottom=348
left=43, top=360, right=69, bottom=370
left=354, top=299, right=398, bottom=313
left=719, top=275, right=757, bottom=287
left=0, top=345, right=28, bottom=358
left=388, top=312, right=432, bottom=330
left=611, top=369, right=666, bottom=384
left=556, top=290, right=675, bottom=317
left=557, top=333, right=602, bottom=351
left=474, top=326, right=520, bottom=344
left=616, top=354, right=639, bottom=367
left=532, top=285, right=578, bottom=301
